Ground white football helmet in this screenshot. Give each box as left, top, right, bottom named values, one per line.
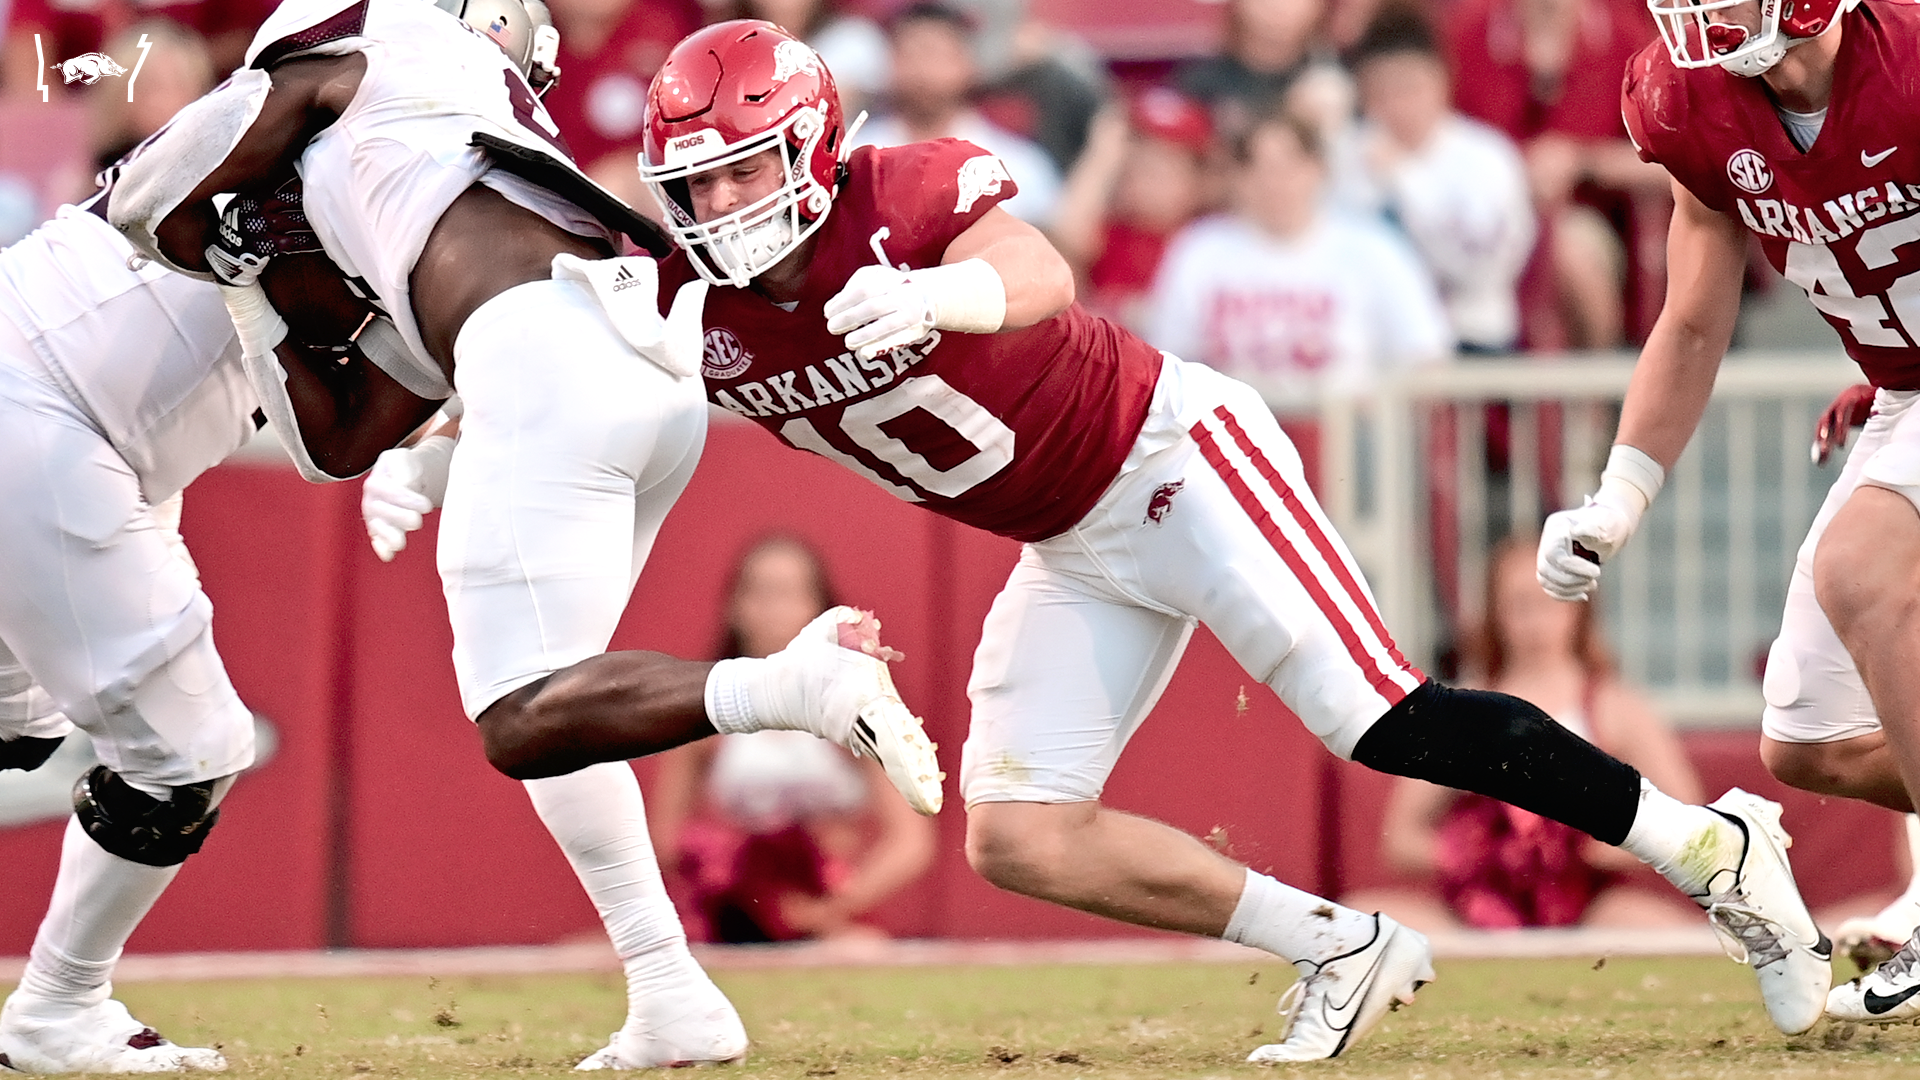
left=1648, top=0, right=1857, bottom=77
left=433, top=0, right=561, bottom=95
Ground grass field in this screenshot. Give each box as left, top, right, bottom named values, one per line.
left=100, top=956, right=1920, bottom=1079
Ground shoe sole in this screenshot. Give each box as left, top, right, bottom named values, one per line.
left=1714, top=790, right=1832, bottom=1035
left=849, top=680, right=943, bottom=816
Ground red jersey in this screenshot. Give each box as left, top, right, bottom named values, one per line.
left=664, top=140, right=1164, bottom=544
left=1624, top=1, right=1920, bottom=388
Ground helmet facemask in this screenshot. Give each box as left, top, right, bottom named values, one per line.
left=641, top=101, right=838, bottom=287
left=1648, top=0, right=1847, bottom=77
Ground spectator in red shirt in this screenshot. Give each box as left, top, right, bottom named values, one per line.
left=1054, top=86, right=1218, bottom=333
left=1445, top=0, right=1669, bottom=348
left=540, top=0, right=704, bottom=187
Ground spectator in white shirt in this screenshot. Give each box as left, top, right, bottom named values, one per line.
left=1348, top=9, right=1536, bottom=352
left=849, top=2, right=1063, bottom=230
left=1147, top=108, right=1451, bottom=408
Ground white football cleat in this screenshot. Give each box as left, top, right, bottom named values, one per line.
left=573, top=980, right=747, bottom=1070
left=1695, top=789, right=1832, bottom=1035
left=1828, top=929, right=1920, bottom=1024
left=784, top=606, right=943, bottom=816
left=1834, top=894, right=1920, bottom=972
left=0, top=994, right=225, bottom=1073
left=1245, top=913, right=1433, bottom=1063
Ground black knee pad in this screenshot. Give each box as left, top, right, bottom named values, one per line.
left=0, top=734, right=65, bottom=773
left=1351, top=680, right=1642, bottom=845
left=72, top=765, right=222, bottom=867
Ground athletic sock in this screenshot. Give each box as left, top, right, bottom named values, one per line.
left=13, top=817, right=180, bottom=1009
left=521, top=764, right=711, bottom=1022
left=1222, top=869, right=1378, bottom=969
left=1618, top=778, right=1745, bottom=900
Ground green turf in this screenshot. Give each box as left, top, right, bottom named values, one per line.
left=108, top=957, right=1920, bottom=1078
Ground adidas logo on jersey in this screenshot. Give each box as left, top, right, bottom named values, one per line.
left=611, top=263, right=644, bottom=292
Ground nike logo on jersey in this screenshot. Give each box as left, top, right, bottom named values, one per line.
left=1863, top=981, right=1920, bottom=1015
left=1864, top=147, right=1899, bottom=168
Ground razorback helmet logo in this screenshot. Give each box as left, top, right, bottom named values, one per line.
left=638, top=20, right=848, bottom=287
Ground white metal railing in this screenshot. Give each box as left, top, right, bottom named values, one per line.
left=1246, top=351, right=1861, bottom=728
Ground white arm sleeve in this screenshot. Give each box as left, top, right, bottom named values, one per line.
left=221, top=283, right=353, bottom=483
left=106, top=68, right=274, bottom=280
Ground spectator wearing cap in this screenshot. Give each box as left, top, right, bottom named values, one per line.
left=850, top=2, right=1062, bottom=230
left=1054, top=87, right=1218, bottom=333
left=1348, top=8, right=1534, bottom=353
left=1444, top=0, right=1669, bottom=349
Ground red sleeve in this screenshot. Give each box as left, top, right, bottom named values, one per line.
left=1620, top=48, right=1662, bottom=165
left=860, top=139, right=1021, bottom=269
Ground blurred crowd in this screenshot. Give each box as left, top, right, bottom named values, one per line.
left=0, top=0, right=1681, bottom=363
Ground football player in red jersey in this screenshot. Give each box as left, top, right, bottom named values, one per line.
left=1536, top=0, right=1920, bottom=1024
left=430, top=19, right=1834, bottom=1054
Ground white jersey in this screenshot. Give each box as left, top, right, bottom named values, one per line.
left=0, top=207, right=255, bottom=503
left=1145, top=212, right=1453, bottom=405
left=243, top=0, right=617, bottom=397
left=1344, top=116, right=1536, bottom=351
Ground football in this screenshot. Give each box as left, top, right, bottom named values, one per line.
left=258, top=250, right=380, bottom=349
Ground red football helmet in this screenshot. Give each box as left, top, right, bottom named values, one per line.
left=640, top=20, right=849, bottom=286
left=1649, top=0, right=1858, bottom=76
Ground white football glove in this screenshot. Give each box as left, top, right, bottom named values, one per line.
left=824, top=259, right=1006, bottom=361
left=1537, top=444, right=1665, bottom=602
left=824, top=264, right=937, bottom=361
left=362, top=434, right=455, bottom=562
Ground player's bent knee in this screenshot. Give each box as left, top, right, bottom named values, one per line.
left=964, top=802, right=1082, bottom=895
left=72, top=765, right=225, bottom=866
left=1761, top=737, right=1855, bottom=795
left=474, top=681, right=564, bottom=780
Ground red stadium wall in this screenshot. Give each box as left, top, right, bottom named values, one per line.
left=0, top=419, right=1901, bottom=953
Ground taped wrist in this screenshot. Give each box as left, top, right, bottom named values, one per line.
left=1351, top=680, right=1643, bottom=845
left=1593, top=444, right=1665, bottom=527
left=704, top=657, right=761, bottom=735
left=72, top=765, right=222, bottom=867
left=917, top=258, right=1006, bottom=334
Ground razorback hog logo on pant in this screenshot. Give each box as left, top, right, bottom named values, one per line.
left=55, top=52, right=127, bottom=85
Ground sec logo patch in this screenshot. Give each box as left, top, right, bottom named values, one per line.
left=1727, top=149, right=1773, bottom=195
left=702, top=327, right=753, bottom=380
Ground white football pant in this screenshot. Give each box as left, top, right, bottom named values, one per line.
left=0, top=327, right=253, bottom=792
left=1763, top=388, right=1920, bottom=745
left=961, top=356, right=1425, bottom=805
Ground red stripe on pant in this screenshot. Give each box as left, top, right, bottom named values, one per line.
left=1189, top=417, right=1417, bottom=705
left=1213, top=407, right=1423, bottom=684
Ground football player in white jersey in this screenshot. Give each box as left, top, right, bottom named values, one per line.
left=105, top=0, right=942, bottom=1067
left=0, top=171, right=440, bottom=1070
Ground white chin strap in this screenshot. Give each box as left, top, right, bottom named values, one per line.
left=1723, top=35, right=1793, bottom=76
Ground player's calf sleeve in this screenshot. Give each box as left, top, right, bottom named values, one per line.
left=1349, top=680, right=1641, bottom=845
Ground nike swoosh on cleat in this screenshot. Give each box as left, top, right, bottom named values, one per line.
left=1863, top=983, right=1920, bottom=1015
left=1864, top=147, right=1897, bottom=167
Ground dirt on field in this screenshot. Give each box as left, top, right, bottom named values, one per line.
left=108, top=957, right=1920, bottom=1078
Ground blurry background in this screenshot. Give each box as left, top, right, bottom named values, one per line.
left=0, top=0, right=1892, bottom=953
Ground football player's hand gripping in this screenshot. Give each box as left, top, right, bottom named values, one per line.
left=362, top=430, right=457, bottom=562
left=1537, top=444, right=1666, bottom=602
left=824, top=259, right=1006, bottom=362
left=1812, top=383, right=1875, bottom=466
